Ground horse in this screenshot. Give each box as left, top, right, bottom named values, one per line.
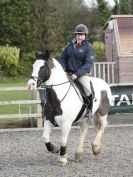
left=28, top=50, right=112, bottom=166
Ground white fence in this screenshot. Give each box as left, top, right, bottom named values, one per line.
left=0, top=87, right=44, bottom=127
left=0, top=62, right=116, bottom=128
left=93, top=62, right=116, bottom=84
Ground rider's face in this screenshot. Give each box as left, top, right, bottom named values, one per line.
left=76, top=33, right=86, bottom=43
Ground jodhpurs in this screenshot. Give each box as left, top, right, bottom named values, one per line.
left=78, top=74, right=91, bottom=97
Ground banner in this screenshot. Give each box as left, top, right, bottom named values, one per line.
left=109, top=84, right=133, bottom=114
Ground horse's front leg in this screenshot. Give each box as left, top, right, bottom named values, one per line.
left=92, top=114, right=107, bottom=155
left=43, top=120, right=60, bottom=153
left=59, top=123, right=72, bottom=166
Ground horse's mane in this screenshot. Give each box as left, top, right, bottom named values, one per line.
left=52, top=58, right=65, bottom=73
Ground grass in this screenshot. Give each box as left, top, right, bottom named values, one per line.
left=0, top=77, right=28, bottom=86
left=0, top=118, right=31, bottom=124
left=0, top=77, right=35, bottom=124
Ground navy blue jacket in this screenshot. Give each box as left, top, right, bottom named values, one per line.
left=58, top=38, right=95, bottom=77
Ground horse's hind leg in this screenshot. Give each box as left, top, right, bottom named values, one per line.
left=75, top=119, right=88, bottom=161
left=91, top=113, right=107, bottom=155
left=43, top=120, right=60, bottom=153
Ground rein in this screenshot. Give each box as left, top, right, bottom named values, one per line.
left=32, top=75, right=87, bottom=105
left=44, top=81, right=71, bottom=103
left=45, top=81, right=70, bottom=88
left=31, top=75, right=70, bottom=87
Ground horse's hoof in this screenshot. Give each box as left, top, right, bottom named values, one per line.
left=75, top=151, right=84, bottom=161
left=93, top=149, right=101, bottom=156
left=59, top=154, right=67, bottom=166
left=91, top=143, right=101, bottom=156
left=59, top=160, right=67, bottom=166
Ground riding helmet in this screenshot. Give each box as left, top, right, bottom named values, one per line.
left=74, top=24, right=89, bottom=35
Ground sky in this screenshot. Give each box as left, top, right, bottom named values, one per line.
left=85, top=0, right=115, bottom=7
left=107, top=0, right=115, bottom=6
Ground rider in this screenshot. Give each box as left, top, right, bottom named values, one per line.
left=58, top=24, right=95, bottom=118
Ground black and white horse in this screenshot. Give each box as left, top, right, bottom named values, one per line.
left=28, top=50, right=112, bottom=166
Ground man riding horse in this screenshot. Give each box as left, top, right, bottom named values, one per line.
left=59, top=24, right=95, bottom=118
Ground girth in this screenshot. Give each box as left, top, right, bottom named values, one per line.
left=72, top=80, right=88, bottom=122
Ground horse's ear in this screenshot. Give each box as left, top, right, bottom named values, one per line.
left=43, top=49, right=50, bottom=61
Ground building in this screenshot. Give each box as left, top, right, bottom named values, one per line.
left=103, top=15, right=133, bottom=83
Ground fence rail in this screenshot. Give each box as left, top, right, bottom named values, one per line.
left=0, top=113, right=42, bottom=119
left=0, top=99, right=42, bottom=119
left=0, top=100, right=41, bottom=105
left=0, top=87, right=44, bottom=127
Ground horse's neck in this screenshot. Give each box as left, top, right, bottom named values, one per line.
left=46, top=69, right=68, bottom=86
left=47, top=59, right=68, bottom=85
left=45, top=69, right=70, bottom=101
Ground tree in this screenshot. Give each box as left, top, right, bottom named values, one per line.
left=0, top=0, right=36, bottom=52
left=96, top=0, right=111, bottom=26
left=112, top=0, right=120, bottom=14
left=129, top=0, right=133, bottom=14
left=119, top=0, right=129, bottom=14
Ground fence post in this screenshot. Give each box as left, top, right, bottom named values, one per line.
left=29, top=90, right=37, bottom=127
left=36, top=90, right=43, bottom=128
left=27, top=88, right=46, bottom=128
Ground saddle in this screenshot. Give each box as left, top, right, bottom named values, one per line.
left=66, top=72, right=95, bottom=101
left=73, top=79, right=95, bottom=104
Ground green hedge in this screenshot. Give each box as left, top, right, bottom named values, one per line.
left=18, top=52, right=35, bottom=77
left=93, top=41, right=105, bottom=62
left=0, top=45, right=20, bottom=76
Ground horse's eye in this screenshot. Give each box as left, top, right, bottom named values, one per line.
left=40, top=66, right=44, bottom=69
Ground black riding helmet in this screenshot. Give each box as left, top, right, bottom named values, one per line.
left=74, top=24, right=89, bottom=35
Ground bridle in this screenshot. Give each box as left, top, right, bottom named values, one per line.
left=30, top=75, right=38, bottom=82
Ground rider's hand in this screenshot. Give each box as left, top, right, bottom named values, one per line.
left=71, top=74, right=77, bottom=80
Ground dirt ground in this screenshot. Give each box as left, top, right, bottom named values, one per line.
left=0, top=113, right=133, bottom=177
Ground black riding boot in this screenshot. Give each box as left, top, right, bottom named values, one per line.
left=84, top=94, right=93, bottom=118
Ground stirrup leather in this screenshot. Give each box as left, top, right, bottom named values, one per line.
left=84, top=109, right=92, bottom=118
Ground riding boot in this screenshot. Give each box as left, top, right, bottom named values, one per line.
left=84, top=94, right=93, bottom=118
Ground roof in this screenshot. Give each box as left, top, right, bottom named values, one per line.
left=103, top=15, right=133, bottom=30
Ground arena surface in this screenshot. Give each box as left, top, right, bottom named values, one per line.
left=0, top=114, right=133, bottom=177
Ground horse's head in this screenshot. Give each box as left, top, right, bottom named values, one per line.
left=37, top=57, right=55, bottom=87
left=28, top=50, right=52, bottom=90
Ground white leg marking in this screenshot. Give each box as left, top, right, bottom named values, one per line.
left=59, top=154, right=68, bottom=166
left=75, top=119, right=88, bottom=161
left=59, top=123, right=72, bottom=165
left=42, top=120, right=53, bottom=143
left=92, top=114, right=107, bottom=155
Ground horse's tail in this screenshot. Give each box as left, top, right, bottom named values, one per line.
left=106, top=85, right=113, bottom=106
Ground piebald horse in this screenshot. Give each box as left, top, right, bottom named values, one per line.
left=28, top=50, right=112, bottom=166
